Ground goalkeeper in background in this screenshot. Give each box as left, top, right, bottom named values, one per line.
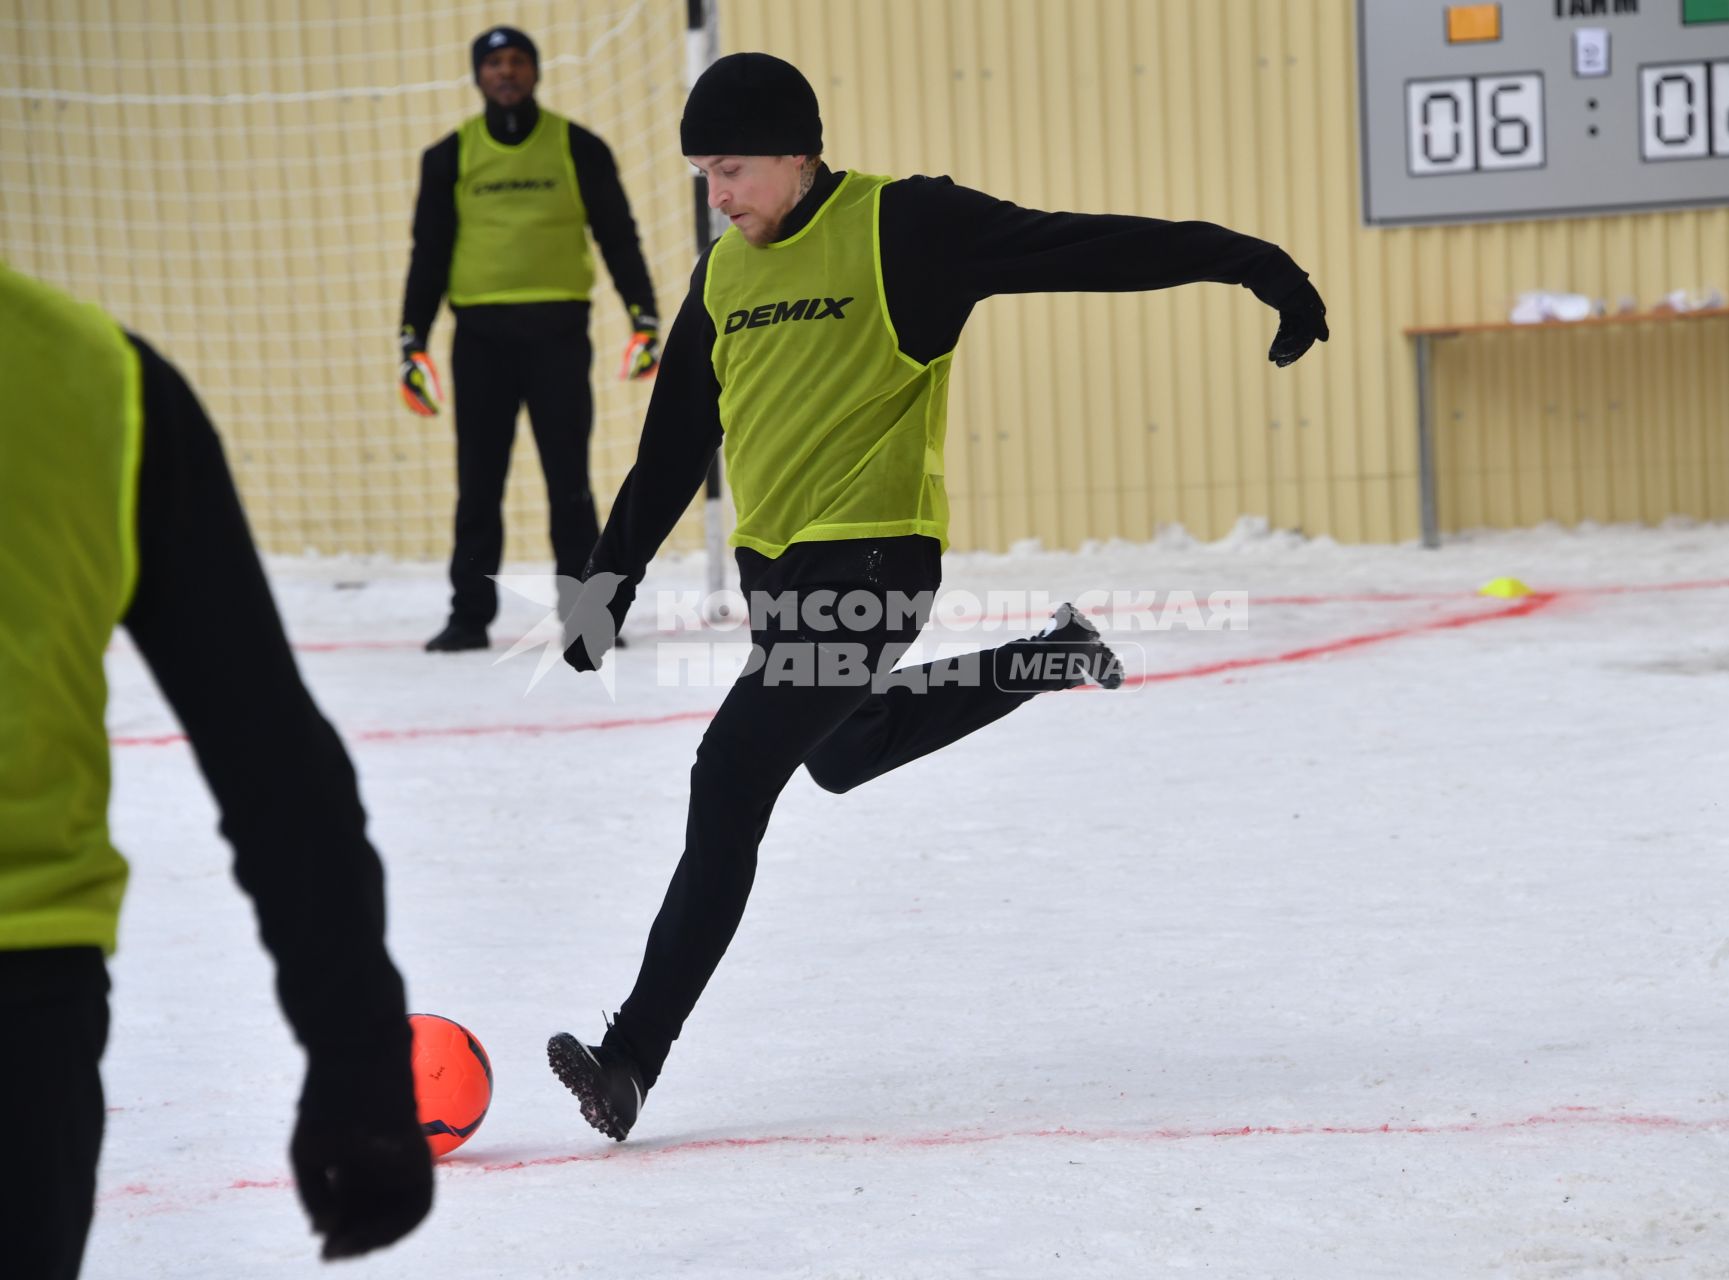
left=0, top=265, right=433, bottom=1275
left=399, top=25, right=662, bottom=652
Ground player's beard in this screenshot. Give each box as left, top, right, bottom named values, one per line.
left=733, top=210, right=784, bottom=246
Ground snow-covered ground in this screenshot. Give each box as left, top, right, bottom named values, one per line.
left=94, top=519, right=1729, bottom=1278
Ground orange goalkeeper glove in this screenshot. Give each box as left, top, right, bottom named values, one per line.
left=619, top=308, right=660, bottom=381
left=398, top=327, right=443, bottom=416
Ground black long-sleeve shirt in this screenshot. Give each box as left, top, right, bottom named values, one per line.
left=588, top=165, right=1311, bottom=586
left=400, top=100, right=658, bottom=340
left=123, top=337, right=409, bottom=1066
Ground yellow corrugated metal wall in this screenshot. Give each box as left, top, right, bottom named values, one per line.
left=4, top=0, right=1725, bottom=554
left=722, top=0, right=1729, bottom=545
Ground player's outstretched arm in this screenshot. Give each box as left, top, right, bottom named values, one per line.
left=878, top=176, right=1328, bottom=367
left=121, top=337, right=432, bottom=1261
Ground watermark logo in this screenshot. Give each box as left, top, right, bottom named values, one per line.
left=649, top=634, right=1136, bottom=692
left=652, top=587, right=1246, bottom=635
left=491, top=573, right=628, bottom=697
left=491, top=582, right=1246, bottom=696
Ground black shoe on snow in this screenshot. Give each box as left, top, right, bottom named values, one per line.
left=547, top=1033, right=645, bottom=1142
left=1026, top=602, right=1126, bottom=689
left=425, top=620, right=489, bottom=652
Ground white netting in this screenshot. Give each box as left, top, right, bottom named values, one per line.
left=0, top=0, right=698, bottom=560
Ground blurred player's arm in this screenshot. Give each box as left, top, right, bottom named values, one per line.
left=398, top=136, right=458, bottom=412
left=569, top=123, right=661, bottom=379
left=564, top=254, right=722, bottom=670
left=879, top=176, right=1326, bottom=367
left=121, top=337, right=432, bottom=1259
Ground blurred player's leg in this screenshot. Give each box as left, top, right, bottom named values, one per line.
left=0, top=948, right=109, bottom=1280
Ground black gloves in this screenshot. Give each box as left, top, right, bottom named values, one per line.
left=291, top=1053, right=433, bottom=1261
left=1268, top=279, right=1329, bottom=368
left=561, top=570, right=637, bottom=671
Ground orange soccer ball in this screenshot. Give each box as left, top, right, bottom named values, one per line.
left=408, top=1013, right=493, bottom=1158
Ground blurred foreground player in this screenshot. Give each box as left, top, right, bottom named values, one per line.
left=0, top=265, right=432, bottom=1275
left=546, top=54, right=1328, bottom=1142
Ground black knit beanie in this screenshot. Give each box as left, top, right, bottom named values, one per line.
left=680, top=52, right=823, bottom=156
left=472, top=26, right=539, bottom=81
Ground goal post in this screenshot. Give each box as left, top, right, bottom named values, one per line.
left=684, top=0, right=736, bottom=623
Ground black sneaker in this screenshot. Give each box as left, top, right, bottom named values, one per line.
left=1026, top=602, right=1125, bottom=689
left=547, top=1033, right=645, bottom=1142
left=425, top=620, right=488, bottom=652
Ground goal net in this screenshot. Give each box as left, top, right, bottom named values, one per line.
left=0, top=0, right=701, bottom=562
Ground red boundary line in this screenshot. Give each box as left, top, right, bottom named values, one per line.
left=454, top=1104, right=1729, bottom=1173
left=103, top=578, right=1729, bottom=657
left=97, top=1104, right=1729, bottom=1214
left=108, top=580, right=1720, bottom=750
left=1118, top=590, right=1556, bottom=689
left=292, top=576, right=1729, bottom=645
left=109, top=709, right=716, bottom=750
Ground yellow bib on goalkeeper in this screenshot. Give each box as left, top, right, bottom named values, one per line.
left=450, top=110, right=594, bottom=306
left=704, top=171, right=955, bottom=558
left=0, top=265, right=140, bottom=955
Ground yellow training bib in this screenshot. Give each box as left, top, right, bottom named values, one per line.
left=0, top=264, right=141, bottom=954
left=704, top=172, right=955, bottom=557
left=450, top=109, right=594, bottom=306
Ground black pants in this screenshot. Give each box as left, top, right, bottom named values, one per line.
left=447, top=302, right=597, bottom=628
left=0, top=947, right=110, bottom=1279
left=606, top=536, right=1080, bottom=1087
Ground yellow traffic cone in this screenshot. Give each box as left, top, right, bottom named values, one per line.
left=1478, top=576, right=1532, bottom=598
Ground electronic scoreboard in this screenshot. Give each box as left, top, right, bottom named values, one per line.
left=1358, top=0, right=1729, bottom=224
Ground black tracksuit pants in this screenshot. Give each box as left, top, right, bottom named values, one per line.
left=0, top=947, right=110, bottom=1279
left=605, top=536, right=1082, bottom=1088
left=447, top=302, right=598, bottom=628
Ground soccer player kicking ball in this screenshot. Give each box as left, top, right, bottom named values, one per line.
left=549, top=53, right=1328, bottom=1141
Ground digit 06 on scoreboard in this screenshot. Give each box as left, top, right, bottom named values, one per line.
left=1358, top=0, right=1729, bottom=225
